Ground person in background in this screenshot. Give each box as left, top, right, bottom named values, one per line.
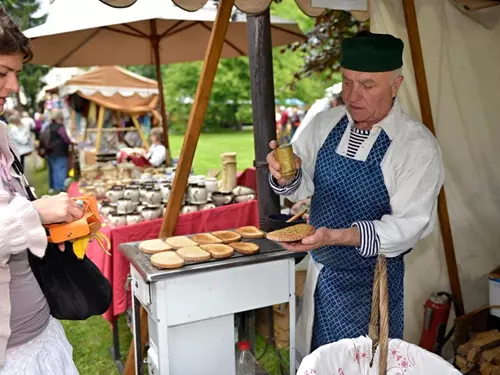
left=33, top=112, right=43, bottom=140
left=45, top=109, right=71, bottom=193
left=145, top=127, right=166, bottom=167
left=7, top=111, right=32, bottom=170
left=123, top=119, right=142, bottom=148
left=21, top=111, right=34, bottom=133
left=0, top=6, right=81, bottom=374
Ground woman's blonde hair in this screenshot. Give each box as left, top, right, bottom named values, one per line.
left=0, top=7, right=33, bottom=62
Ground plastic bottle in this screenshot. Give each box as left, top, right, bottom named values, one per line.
left=236, top=341, right=256, bottom=375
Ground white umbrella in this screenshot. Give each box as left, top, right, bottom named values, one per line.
left=24, top=0, right=304, bottom=150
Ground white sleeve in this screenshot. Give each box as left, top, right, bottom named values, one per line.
left=354, top=147, right=444, bottom=258
left=149, top=145, right=166, bottom=167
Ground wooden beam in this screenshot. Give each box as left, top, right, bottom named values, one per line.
left=246, top=11, right=281, bottom=230
left=123, top=1, right=235, bottom=373
left=94, top=106, right=105, bottom=153
left=150, top=19, right=172, bottom=166
left=131, top=115, right=150, bottom=151
left=159, top=0, right=235, bottom=237
left=402, top=0, right=465, bottom=316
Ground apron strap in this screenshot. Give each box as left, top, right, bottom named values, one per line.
left=369, top=255, right=389, bottom=375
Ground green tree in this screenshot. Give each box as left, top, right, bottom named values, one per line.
left=3, top=0, right=49, bottom=111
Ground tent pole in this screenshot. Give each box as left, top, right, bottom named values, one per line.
left=150, top=19, right=172, bottom=166
left=94, top=106, right=105, bottom=153
left=246, top=10, right=281, bottom=231
left=131, top=115, right=150, bottom=151
left=123, top=1, right=235, bottom=373
left=402, top=0, right=464, bottom=316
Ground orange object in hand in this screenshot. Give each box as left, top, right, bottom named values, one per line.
left=45, top=194, right=102, bottom=244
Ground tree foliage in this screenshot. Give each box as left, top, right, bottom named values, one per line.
left=3, top=0, right=49, bottom=111
left=281, top=9, right=369, bottom=81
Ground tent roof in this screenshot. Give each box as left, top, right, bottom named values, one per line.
left=59, top=66, right=160, bottom=115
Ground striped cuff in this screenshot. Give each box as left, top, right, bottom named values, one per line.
left=268, top=168, right=302, bottom=196
left=352, top=221, right=380, bottom=257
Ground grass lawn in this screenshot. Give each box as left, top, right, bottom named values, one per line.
left=168, top=129, right=256, bottom=176
left=26, top=131, right=290, bottom=375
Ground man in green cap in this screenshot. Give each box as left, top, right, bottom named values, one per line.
left=267, top=31, right=444, bottom=359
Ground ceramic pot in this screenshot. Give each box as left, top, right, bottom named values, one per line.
left=100, top=204, right=116, bottom=217
left=126, top=213, right=142, bottom=225
left=141, top=207, right=162, bottom=220
left=234, top=194, right=256, bottom=203
left=232, top=186, right=255, bottom=196
left=199, top=203, right=216, bottom=211
left=106, top=186, right=124, bottom=203
left=145, top=189, right=162, bottom=206
left=211, top=191, right=233, bottom=206
left=187, top=183, right=208, bottom=204
left=205, top=177, right=218, bottom=194
left=124, top=187, right=140, bottom=203
left=117, top=198, right=133, bottom=214
left=181, top=205, right=199, bottom=214
left=94, top=184, right=107, bottom=200
left=136, top=204, right=146, bottom=214
left=160, top=184, right=171, bottom=202
left=109, top=213, right=127, bottom=227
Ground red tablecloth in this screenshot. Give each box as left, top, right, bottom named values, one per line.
left=117, top=150, right=150, bottom=167
left=87, top=200, right=259, bottom=322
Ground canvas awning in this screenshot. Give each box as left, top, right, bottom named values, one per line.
left=59, top=66, right=160, bottom=116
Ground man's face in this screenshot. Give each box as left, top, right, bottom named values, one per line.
left=0, top=54, right=23, bottom=113
left=341, top=68, right=404, bottom=125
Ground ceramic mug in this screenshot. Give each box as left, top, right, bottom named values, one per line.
left=188, top=184, right=208, bottom=204
left=234, top=194, right=256, bottom=203
left=126, top=214, right=142, bottom=225
left=109, top=213, right=127, bottom=227
left=181, top=205, right=199, bottom=214
left=141, top=207, right=162, bottom=220
left=199, top=203, right=216, bottom=211
left=106, top=187, right=124, bottom=203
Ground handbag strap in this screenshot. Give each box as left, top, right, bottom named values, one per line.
left=369, top=255, right=389, bottom=375
left=9, top=148, right=37, bottom=202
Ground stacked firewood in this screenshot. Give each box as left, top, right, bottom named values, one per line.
left=456, top=329, right=500, bottom=374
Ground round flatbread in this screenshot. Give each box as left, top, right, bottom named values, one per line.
left=200, top=244, right=234, bottom=259
left=236, top=226, right=265, bottom=239
left=191, top=233, right=224, bottom=245
left=150, top=251, right=184, bottom=269
left=230, top=241, right=260, bottom=255
left=266, top=224, right=315, bottom=243
left=165, top=236, right=198, bottom=249
left=211, top=230, right=242, bottom=244
left=176, top=246, right=211, bottom=262
left=138, top=239, right=172, bottom=254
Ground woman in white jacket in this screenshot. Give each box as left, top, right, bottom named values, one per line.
left=0, top=7, right=83, bottom=374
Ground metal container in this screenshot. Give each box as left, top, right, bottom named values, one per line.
left=275, top=143, right=296, bottom=179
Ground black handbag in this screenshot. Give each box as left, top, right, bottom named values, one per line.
left=10, top=151, right=112, bottom=320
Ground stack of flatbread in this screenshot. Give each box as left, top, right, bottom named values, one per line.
left=140, top=225, right=268, bottom=270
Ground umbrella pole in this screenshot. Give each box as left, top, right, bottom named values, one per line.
left=150, top=20, right=172, bottom=166
left=123, top=1, right=236, bottom=373
left=402, top=0, right=464, bottom=316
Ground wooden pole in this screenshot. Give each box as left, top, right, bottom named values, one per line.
left=402, top=0, right=464, bottom=316
left=150, top=19, right=172, bottom=166
left=123, top=2, right=235, bottom=373
left=159, top=0, right=235, bottom=237
left=94, top=106, right=105, bottom=153
left=246, top=10, right=281, bottom=231
left=131, top=115, right=150, bottom=151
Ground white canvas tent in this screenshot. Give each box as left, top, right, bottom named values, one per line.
left=370, top=0, right=500, bottom=343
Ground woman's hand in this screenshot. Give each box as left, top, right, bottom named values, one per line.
left=32, top=193, right=84, bottom=225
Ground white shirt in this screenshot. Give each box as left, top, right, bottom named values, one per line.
left=291, top=97, right=331, bottom=143
left=272, top=101, right=444, bottom=258
left=146, top=143, right=166, bottom=167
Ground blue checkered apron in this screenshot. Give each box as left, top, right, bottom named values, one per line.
left=309, top=115, right=406, bottom=351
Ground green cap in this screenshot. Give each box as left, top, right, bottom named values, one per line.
left=340, top=31, right=404, bottom=72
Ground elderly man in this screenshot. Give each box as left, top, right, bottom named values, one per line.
left=267, top=31, right=444, bottom=359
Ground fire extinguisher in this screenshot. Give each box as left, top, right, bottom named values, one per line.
left=419, top=292, right=458, bottom=355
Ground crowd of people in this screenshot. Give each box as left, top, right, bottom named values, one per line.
left=0, top=108, right=71, bottom=193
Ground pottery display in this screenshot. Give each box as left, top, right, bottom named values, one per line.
left=160, top=184, right=171, bottom=202
left=220, top=152, right=238, bottom=192
left=199, top=203, right=216, bottom=211
left=94, top=183, right=107, bottom=200
left=181, top=204, right=198, bottom=214
left=141, top=207, right=162, bottom=220
left=126, top=213, right=142, bottom=225
left=232, top=186, right=255, bottom=196
left=109, top=213, right=127, bottom=227
left=106, top=186, right=124, bottom=203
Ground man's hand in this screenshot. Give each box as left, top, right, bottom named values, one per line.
left=266, top=140, right=302, bottom=186
left=279, top=227, right=361, bottom=252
